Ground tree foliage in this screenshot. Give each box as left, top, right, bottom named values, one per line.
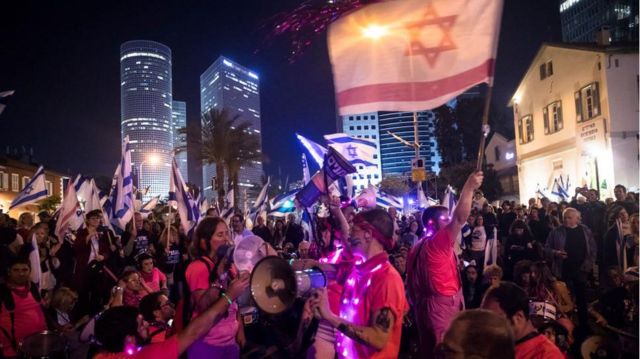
left=378, top=175, right=409, bottom=197
left=181, top=108, right=263, bottom=208
left=438, top=161, right=503, bottom=202
left=38, top=195, right=61, bottom=213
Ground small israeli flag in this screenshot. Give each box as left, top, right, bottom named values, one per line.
left=9, top=166, right=48, bottom=210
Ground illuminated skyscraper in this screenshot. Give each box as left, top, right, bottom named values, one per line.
left=200, top=56, right=263, bottom=198
left=559, top=0, right=638, bottom=42
left=338, top=111, right=439, bottom=192
left=172, top=100, right=188, bottom=181
left=120, top=40, right=173, bottom=200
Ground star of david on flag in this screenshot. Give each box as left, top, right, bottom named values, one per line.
left=328, top=0, right=503, bottom=114
left=9, top=166, right=48, bottom=210
left=325, top=133, right=378, bottom=168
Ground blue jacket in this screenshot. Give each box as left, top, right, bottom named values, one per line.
left=544, top=224, right=597, bottom=279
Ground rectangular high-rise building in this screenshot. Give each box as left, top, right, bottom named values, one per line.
left=200, top=56, right=263, bottom=199
left=378, top=111, right=439, bottom=176
left=559, top=0, right=638, bottom=42
left=338, top=111, right=440, bottom=193
left=171, top=100, right=188, bottom=182
left=338, top=112, right=383, bottom=193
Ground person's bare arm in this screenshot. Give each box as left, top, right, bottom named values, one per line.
left=176, top=276, right=249, bottom=355
left=445, top=171, right=483, bottom=243
left=191, top=287, right=223, bottom=314
left=311, top=288, right=394, bottom=351
left=329, top=196, right=350, bottom=241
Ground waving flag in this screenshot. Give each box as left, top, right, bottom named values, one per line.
left=443, top=185, right=457, bottom=216
left=417, top=186, right=430, bottom=209
left=74, top=175, right=94, bottom=207
left=28, top=233, right=42, bottom=287
left=169, top=157, right=200, bottom=234
left=376, top=191, right=404, bottom=210
left=198, top=196, right=210, bottom=216
left=139, top=196, right=159, bottom=219
left=325, top=133, right=378, bottom=168
left=270, top=189, right=298, bottom=209
left=83, top=179, right=102, bottom=212
left=296, top=133, right=327, bottom=166
left=0, top=90, right=15, bottom=116
left=301, top=153, right=311, bottom=184
left=328, top=0, right=503, bottom=114
left=221, top=189, right=235, bottom=221
left=55, top=184, right=84, bottom=239
left=9, top=166, right=48, bottom=210
left=250, top=178, right=270, bottom=222
left=355, top=185, right=377, bottom=209
left=269, top=196, right=296, bottom=217
left=104, top=137, right=134, bottom=231
left=296, top=147, right=356, bottom=207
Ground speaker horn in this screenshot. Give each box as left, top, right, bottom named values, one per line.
left=250, top=256, right=326, bottom=315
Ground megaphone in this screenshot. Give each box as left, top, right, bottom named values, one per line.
left=250, top=256, right=327, bottom=315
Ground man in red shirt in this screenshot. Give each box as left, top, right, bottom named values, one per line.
left=0, top=258, right=47, bottom=358
left=311, top=209, right=408, bottom=359
left=481, top=282, right=564, bottom=359
left=407, top=171, right=483, bottom=356
left=93, top=275, right=248, bottom=359
left=139, top=292, right=175, bottom=343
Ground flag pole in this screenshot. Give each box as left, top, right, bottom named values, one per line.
left=475, top=85, right=494, bottom=171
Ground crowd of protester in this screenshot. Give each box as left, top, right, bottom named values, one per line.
left=0, top=179, right=638, bottom=358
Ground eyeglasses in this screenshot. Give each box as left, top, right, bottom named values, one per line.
left=160, top=301, right=174, bottom=309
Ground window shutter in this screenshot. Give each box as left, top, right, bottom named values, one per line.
left=593, top=82, right=600, bottom=116
left=543, top=107, right=550, bottom=134
left=575, top=91, right=582, bottom=122
left=518, top=119, right=523, bottom=144
left=557, top=102, right=563, bottom=130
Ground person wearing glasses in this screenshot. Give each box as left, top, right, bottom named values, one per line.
left=406, top=171, right=484, bottom=357
left=139, top=292, right=176, bottom=344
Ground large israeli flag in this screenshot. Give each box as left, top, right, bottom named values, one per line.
left=324, top=133, right=378, bottom=168
left=104, top=137, right=134, bottom=231
left=9, top=166, right=48, bottom=210
left=169, top=156, right=199, bottom=234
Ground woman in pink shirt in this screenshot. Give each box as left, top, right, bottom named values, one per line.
left=138, top=253, right=167, bottom=293
left=120, top=270, right=151, bottom=308
left=185, top=217, right=245, bottom=359
left=0, top=258, right=47, bottom=358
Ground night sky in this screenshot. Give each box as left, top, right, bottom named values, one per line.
left=0, top=0, right=561, bottom=185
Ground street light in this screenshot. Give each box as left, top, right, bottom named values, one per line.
left=138, top=154, right=160, bottom=192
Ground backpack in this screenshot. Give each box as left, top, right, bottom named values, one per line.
left=0, top=282, right=41, bottom=352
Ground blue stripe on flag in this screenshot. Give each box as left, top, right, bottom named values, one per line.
left=10, top=190, right=48, bottom=209
left=326, top=136, right=377, bottom=148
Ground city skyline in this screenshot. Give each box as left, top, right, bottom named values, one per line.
left=0, top=1, right=564, bottom=183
